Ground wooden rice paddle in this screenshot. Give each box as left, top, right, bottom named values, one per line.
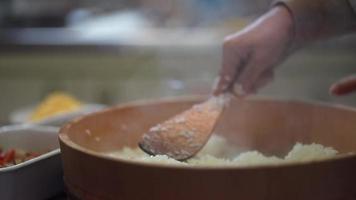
left=138, top=95, right=227, bottom=161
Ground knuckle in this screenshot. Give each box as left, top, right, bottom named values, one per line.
left=223, top=35, right=237, bottom=50
left=222, top=35, right=251, bottom=61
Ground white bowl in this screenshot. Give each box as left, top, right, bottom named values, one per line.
left=10, top=104, right=106, bottom=127
left=0, top=125, right=63, bottom=200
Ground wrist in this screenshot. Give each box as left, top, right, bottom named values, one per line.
left=256, top=5, right=295, bottom=55
left=272, top=0, right=356, bottom=48
left=269, top=5, right=295, bottom=53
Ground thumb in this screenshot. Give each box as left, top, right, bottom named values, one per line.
left=330, top=75, right=356, bottom=96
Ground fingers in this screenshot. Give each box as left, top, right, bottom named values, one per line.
left=212, top=38, right=246, bottom=96
left=232, top=68, right=274, bottom=94
left=212, top=43, right=274, bottom=96
left=330, top=75, right=356, bottom=96
left=231, top=48, right=275, bottom=94
left=214, top=62, right=274, bottom=97
left=235, top=60, right=265, bottom=93
left=248, top=69, right=275, bottom=93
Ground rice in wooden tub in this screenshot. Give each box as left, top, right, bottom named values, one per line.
left=106, top=135, right=339, bottom=167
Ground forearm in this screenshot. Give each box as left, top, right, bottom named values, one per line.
left=273, top=0, right=356, bottom=49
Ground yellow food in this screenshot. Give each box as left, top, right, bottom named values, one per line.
left=30, top=92, right=82, bottom=121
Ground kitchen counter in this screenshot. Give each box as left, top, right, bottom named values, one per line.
left=0, top=27, right=356, bottom=125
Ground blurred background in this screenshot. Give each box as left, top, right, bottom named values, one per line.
left=0, top=0, right=355, bottom=125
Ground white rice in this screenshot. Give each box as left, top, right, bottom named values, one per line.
left=107, top=135, right=339, bottom=167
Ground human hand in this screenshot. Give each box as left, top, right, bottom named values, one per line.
left=330, top=75, right=356, bottom=96
left=213, top=5, right=295, bottom=96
